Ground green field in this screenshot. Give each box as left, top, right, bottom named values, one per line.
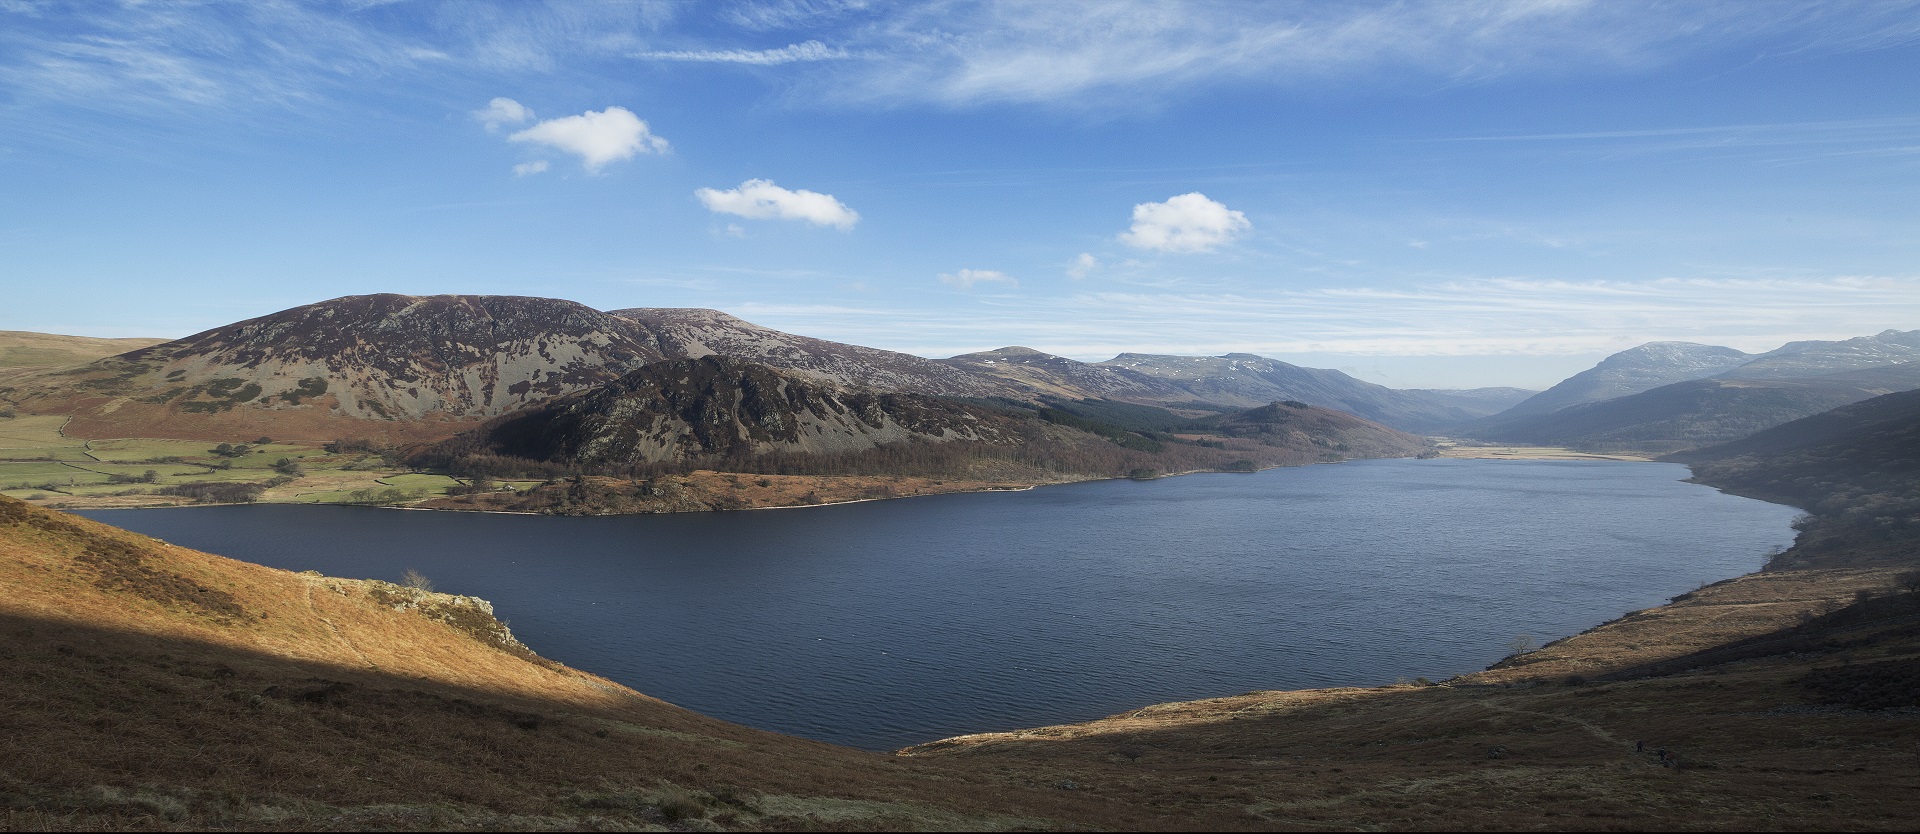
left=0, top=428, right=455, bottom=507
left=376, top=473, right=460, bottom=489
left=0, top=415, right=75, bottom=450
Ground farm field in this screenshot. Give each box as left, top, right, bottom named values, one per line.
left=0, top=415, right=471, bottom=509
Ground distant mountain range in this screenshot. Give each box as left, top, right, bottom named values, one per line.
left=948, top=348, right=1527, bottom=433
left=1465, top=330, right=1920, bottom=452
left=0, top=294, right=1528, bottom=439
left=5, top=293, right=1909, bottom=456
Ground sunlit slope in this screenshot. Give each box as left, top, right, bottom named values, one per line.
left=0, top=331, right=167, bottom=372
left=0, top=495, right=1220, bottom=830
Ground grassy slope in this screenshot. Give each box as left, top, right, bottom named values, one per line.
left=0, top=494, right=1238, bottom=831
left=0, top=331, right=165, bottom=372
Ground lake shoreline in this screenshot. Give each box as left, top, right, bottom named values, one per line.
left=75, top=457, right=1797, bottom=752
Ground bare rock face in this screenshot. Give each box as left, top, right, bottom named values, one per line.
left=608, top=308, right=1007, bottom=398
left=465, top=356, right=1011, bottom=466
left=55, top=294, right=674, bottom=421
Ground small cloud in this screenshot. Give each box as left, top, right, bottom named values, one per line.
left=1067, top=252, right=1099, bottom=279
left=1119, top=192, right=1250, bottom=253
left=509, top=106, right=669, bottom=172
left=725, top=223, right=747, bottom=238
left=512, top=160, right=549, bottom=176
left=695, top=179, right=859, bottom=229
left=939, top=269, right=1016, bottom=290
left=474, top=97, right=533, bottom=132
left=635, top=40, right=851, bottom=65
left=1408, top=239, right=1429, bottom=249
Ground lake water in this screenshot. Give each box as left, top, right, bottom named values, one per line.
left=80, top=458, right=1800, bottom=750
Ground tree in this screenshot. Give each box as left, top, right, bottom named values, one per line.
left=401, top=569, right=434, bottom=592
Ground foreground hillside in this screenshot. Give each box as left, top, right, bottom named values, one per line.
left=0, top=494, right=1223, bottom=830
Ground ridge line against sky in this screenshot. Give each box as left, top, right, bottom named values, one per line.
left=2, top=0, right=1918, bottom=388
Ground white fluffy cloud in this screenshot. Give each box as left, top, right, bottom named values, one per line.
left=1067, top=252, right=1099, bottom=279
left=939, top=269, right=1016, bottom=290
left=695, top=179, right=859, bottom=229
left=473, top=97, right=533, bottom=131
left=1119, top=192, right=1250, bottom=253
left=512, top=160, right=548, bottom=177
left=508, top=106, right=669, bottom=172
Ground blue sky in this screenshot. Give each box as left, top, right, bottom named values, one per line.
left=3, top=1, right=1919, bottom=388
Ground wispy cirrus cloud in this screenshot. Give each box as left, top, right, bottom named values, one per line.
left=731, top=275, right=1920, bottom=362
left=635, top=39, right=850, bottom=65
left=938, top=268, right=1016, bottom=290
left=782, top=1, right=1920, bottom=107
left=9, top=1, right=1917, bottom=122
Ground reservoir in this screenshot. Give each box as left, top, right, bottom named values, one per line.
left=80, top=458, right=1800, bottom=751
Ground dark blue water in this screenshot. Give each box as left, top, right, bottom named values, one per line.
left=80, top=458, right=1799, bottom=750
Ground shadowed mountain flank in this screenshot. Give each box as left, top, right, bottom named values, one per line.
left=444, top=356, right=1013, bottom=466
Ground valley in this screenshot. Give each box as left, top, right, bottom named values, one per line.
left=1, top=295, right=1916, bottom=830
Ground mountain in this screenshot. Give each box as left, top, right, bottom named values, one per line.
left=1487, top=342, right=1755, bottom=424
left=6, top=294, right=678, bottom=441
left=1191, top=400, right=1438, bottom=459
left=1720, top=328, right=1920, bottom=379
left=940, top=346, right=1192, bottom=402
left=609, top=308, right=1005, bottom=397
left=4, top=296, right=1018, bottom=443
left=1470, top=362, right=1920, bottom=453
left=1092, top=353, right=1498, bottom=433
left=1678, top=387, right=1920, bottom=568
left=447, top=356, right=1013, bottom=466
